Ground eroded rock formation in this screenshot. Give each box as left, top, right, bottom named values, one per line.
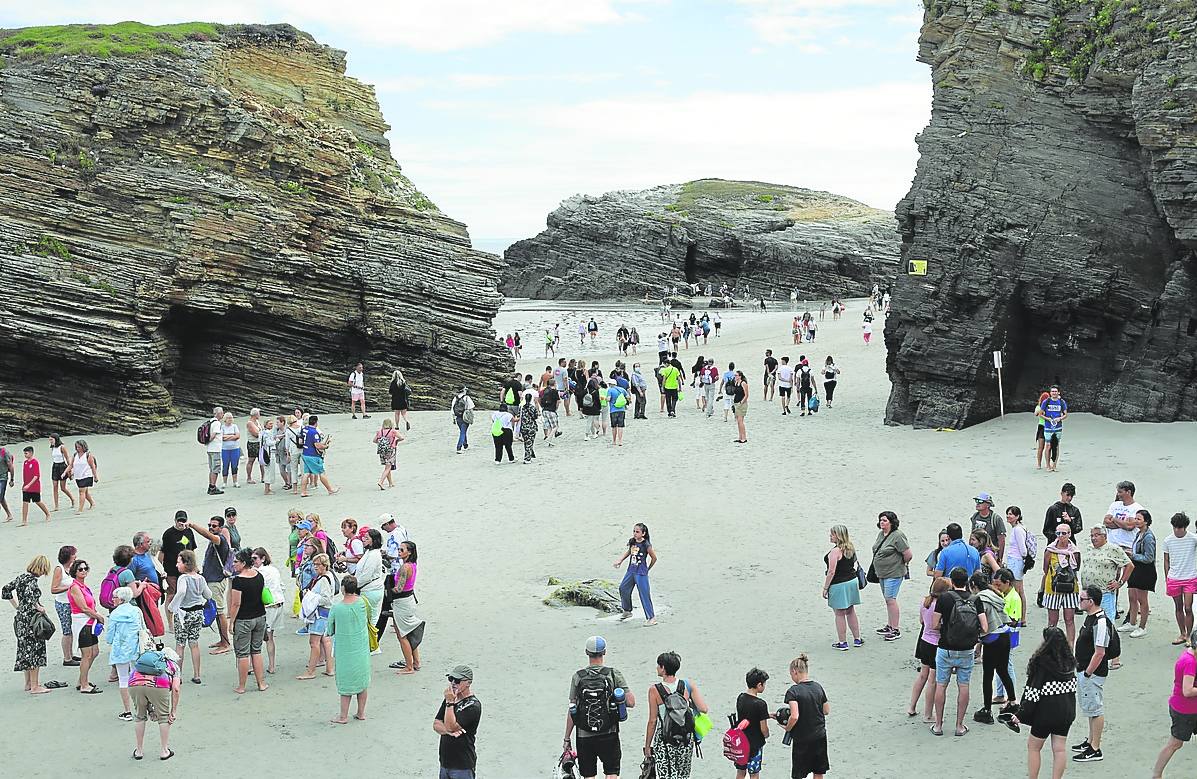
left=501, top=179, right=899, bottom=300
left=886, top=0, right=1197, bottom=428
left=0, top=22, right=510, bottom=437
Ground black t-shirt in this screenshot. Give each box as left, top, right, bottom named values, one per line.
left=437, top=695, right=482, bottom=770
left=541, top=386, right=560, bottom=412
left=1043, top=501, right=1083, bottom=540
left=763, top=356, right=778, bottom=376
left=733, top=383, right=747, bottom=403
left=160, top=527, right=197, bottom=578
left=784, top=681, right=828, bottom=743
left=736, top=692, right=769, bottom=757
left=502, top=380, right=522, bottom=405
left=935, top=590, right=976, bottom=650
left=230, top=571, right=266, bottom=620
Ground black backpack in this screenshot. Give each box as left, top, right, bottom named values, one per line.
left=575, top=667, right=616, bottom=734
left=1098, top=614, right=1121, bottom=661
left=452, top=395, right=467, bottom=416
left=943, top=591, right=982, bottom=647
left=656, top=680, right=694, bottom=747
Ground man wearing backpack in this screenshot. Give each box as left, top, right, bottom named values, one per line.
left=564, top=636, right=636, bottom=779
left=203, top=406, right=224, bottom=495
left=606, top=382, right=630, bottom=446
left=190, top=517, right=233, bottom=655
left=1073, top=585, right=1116, bottom=763
left=930, top=567, right=989, bottom=736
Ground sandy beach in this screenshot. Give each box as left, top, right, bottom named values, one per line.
left=0, top=298, right=1193, bottom=778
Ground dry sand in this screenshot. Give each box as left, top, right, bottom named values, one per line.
left=0, top=298, right=1193, bottom=778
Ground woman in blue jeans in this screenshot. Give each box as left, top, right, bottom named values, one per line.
left=614, top=523, right=657, bottom=625
left=450, top=387, right=474, bottom=453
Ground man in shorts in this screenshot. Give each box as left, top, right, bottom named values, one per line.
left=0, top=444, right=13, bottom=522
left=540, top=382, right=561, bottom=443
left=205, top=406, right=224, bottom=496
left=347, top=362, right=368, bottom=419
left=721, top=362, right=737, bottom=422
left=776, top=356, right=795, bottom=415
left=931, top=567, right=988, bottom=736
left=1164, top=512, right=1197, bottom=646
left=565, top=636, right=635, bottom=779
left=191, top=516, right=232, bottom=655
left=762, top=349, right=778, bottom=402
left=1073, top=586, right=1113, bottom=763
left=1037, top=385, right=1068, bottom=471
left=553, top=358, right=572, bottom=416
left=606, top=382, right=629, bottom=446
left=20, top=446, right=51, bottom=525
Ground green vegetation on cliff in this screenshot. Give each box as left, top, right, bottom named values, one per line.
left=0, top=22, right=220, bottom=59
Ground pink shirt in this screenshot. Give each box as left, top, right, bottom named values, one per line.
left=1170, top=652, right=1197, bottom=714
left=920, top=601, right=940, bottom=646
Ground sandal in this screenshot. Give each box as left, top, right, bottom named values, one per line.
left=929, top=724, right=943, bottom=736
left=954, top=726, right=969, bottom=737
left=132, top=750, right=143, bottom=761
left=79, top=684, right=103, bottom=694
left=44, top=680, right=68, bottom=689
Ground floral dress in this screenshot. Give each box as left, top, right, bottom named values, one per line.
left=2, top=573, right=47, bottom=671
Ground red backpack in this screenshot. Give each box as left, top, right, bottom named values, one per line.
left=137, top=582, right=166, bottom=637
left=99, top=566, right=126, bottom=611
left=722, top=717, right=751, bottom=765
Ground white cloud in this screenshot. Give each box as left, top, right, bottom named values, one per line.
left=3, top=0, right=637, bottom=51
left=735, top=0, right=919, bottom=48
left=392, top=81, right=932, bottom=241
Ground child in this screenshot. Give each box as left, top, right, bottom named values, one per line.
left=21, top=446, right=51, bottom=525
left=736, top=668, right=771, bottom=779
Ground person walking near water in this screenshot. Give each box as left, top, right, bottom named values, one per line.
left=821, top=356, right=840, bottom=408
left=19, top=447, right=51, bottom=525
left=606, top=381, right=630, bottom=446
left=347, top=362, right=369, bottom=419
left=614, top=523, right=656, bottom=625
left=388, top=369, right=413, bottom=432
left=490, top=404, right=515, bottom=463
left=762, top=349, right=778, bottom=402
left=659, top=359, right=682, bottom=418
left=721, top=362, right=737, bottom=422
left=630, top=364, right=648, bottom=420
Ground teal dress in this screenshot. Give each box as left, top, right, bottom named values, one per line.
left=327, top=597, right=370, bottom=695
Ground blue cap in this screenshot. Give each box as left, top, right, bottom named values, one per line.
left=974, top=492, right=994, bottom=505
left=297, top=520, right=313, bottom=531
left=585, top=636, right=606, bottom=655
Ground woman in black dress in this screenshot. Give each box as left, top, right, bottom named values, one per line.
left=388, top=369, right=413, bottom=432
left=1126, top=508, right=1157, bottom=636
left=1010, top=627, right=1076, bottom=778
left=3, top=555, right=51, bottom=693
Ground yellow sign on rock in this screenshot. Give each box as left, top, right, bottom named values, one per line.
left=907, top=260, right=928, bottom=276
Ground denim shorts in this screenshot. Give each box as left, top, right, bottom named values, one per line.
left=935, top=648, right=975, bottom=685
left=881, top=577, right=903, bottom=599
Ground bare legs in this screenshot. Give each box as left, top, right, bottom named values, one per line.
left=176, top=639, right=201, bottom=681
left=1046, top=608, right=1076, bottom=646
left=1128, top=587, right=1150, bottom=629
left=933, top=680, right=969, bottom=736
left=75, top=485, right=94, bottom=514
left=24, top=668, right=47, bottom=694
left=884, top=596, right=901, bottom=631
left=234, top=651, right=267, bottom=693
left=1152, top=735, right=1186, bottom=778
left=833, top=606, right=860, bottom=643
left=298, top=635, right=333, bottom=679
left=332, top=691, right=368, bottom=723
left=377, top=461, right=395, bottom=490
left=78, top=643, right=98, bottom=690
left=1027, top=734, right=1067, bottom=779
left=52, top=479, right=75, bottom=511
left=908, top=665, right=935, bottom=720
left=1172, top=592, right=1194, bottom=642
left=133, top=717, right=172, bottom=759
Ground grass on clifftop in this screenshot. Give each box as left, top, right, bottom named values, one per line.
left=0, top=22, right=220, bottom=59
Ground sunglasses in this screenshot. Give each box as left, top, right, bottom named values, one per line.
left=1079, top=596, right=1092, bottom=602
left=77, top=566, right=89, bottom=571
left=1055, top=531, right=1069, bottom=536
left=448, top=677, right=461, bottom=685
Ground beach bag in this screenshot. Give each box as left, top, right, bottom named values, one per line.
left=722, top=717, right=751, bottom=764
left=808, top=395, right=820, bottom=413
left=491, top=417, right=503, bottom=437
left=363, top=598, right=379, bottom=652
left=574, top=666, right=616, bottom=734
left=943, top=591, right=983, bottom=647
left=31, top=611, right=56, bottom=641
left=855, top=561, right=867, bottom=590
left=656, top=681, right=694, bottom=747
left=196, top=421, right=211, bottom=445
left=99, top=566, right=126, bottom=610
left=376, top=431, right=396, bottom=460
left=137, top=582, right=166, bottom=637
left=202, top=598, right=217, bottom=627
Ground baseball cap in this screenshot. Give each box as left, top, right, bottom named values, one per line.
left=447, top=664, right=473, bottom=681
left=174, top=510, right=188, bottom=522
left=585, top=636, right=607, bottom=655
left=974, top=492, right=994, bottom=505
left=377, top=513, right=396, bottom=527
left=296, top=520, right=313, bottom=531
left=224, top=506, right=238, bottom=517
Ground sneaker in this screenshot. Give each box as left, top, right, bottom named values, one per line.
left=832, top=642, right=849, bottom=651
left=1116, top=622, right=1135, bottom=633
left=972, top=709, right=994, bottom=724
left=1071, top=739, right=1090, bottom=752
left=884, top=628, right=901, bottom=641
left=1072, top=747, right=1103, bottom=763
left=853, top=638, right=865, bottom=648
left=296, top=627, right=308, bottom=635
left=1130, top=626, right=1148, bottom=638
left=351, top=414, right=358, bottom=419
left=117, top=711, right=133, bottom=722
left=875, top=625, right=894, bottom=635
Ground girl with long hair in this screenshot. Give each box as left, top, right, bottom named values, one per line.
left=1009, top=627, right=1077, bottom=779
left=821, top=525, right=861, bottom=649
left=614, top=523, right=657, bottom=626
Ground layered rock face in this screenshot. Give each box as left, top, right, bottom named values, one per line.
left=886, top=1, right=1197, bottom=428
left=501, top=179, right=899, bottom=300
left=0, top=23, right=510, bottom=437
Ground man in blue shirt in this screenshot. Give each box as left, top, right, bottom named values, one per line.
left=606, top=383, right=630, bottom=446
left=1037, top=385, right=1068, bottom=472
left=933, top=523, right=980, bottom=578
left=721, top=361, right=737, bottom=422
left=129, top=531, right=161, bottom=585
left=298, top=415, right=338, bottom=497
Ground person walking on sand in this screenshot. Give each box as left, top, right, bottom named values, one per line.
left=732, top=371, right=749, bottom=443
left=1071, top=585, right=1115, bottom=763
left=451, top=386, right=475, bottom=453
left=68, top=439, right=98, bottom=514
left=797, top=358, right=817, bottom=417
left=490, top=403, right=516, bottom=463
left=436, top=665, right=482, bottom=778
left=347, top=362, right=369, bottom=419
left=1164, top=511, right=1197, bottom=647
left=1036, top=386, right=1068, bottom=471
left=762, top=349, right=778, bottom=402
left=544, top=328, right=555, bottom=359
left=659, top=359, right=682, bottom=418
left=564, top=636, right=636, bottom=779
left=373, top=418, right=399, bottom=490
left=327, top=574, right=370, bottom=723
left=614, top=523, right=656, bottom=625
left=735, top=668, right=771, bottom=779
left=930, top=566, right=988, bottom=737
left=1150, top=627, right=1197, bottom=778
left=19, top=447, right=51, bottom=525
left=553, top=359, right=572, bottom=417
left=47, top=434, right=74, bottom=511
left=630, top=363, right=648, bottom=420
left=518, top=392, right=540, bottom=464
left=821, top=356, right=840, bottom=408
left=0, top=444, right=14, bottom=523
left=862, top=317, right=873, bottom=344
left=642, top=651, right=709, bottom=779
left=776, top=356, right=794, bottom=415
left=388, top=369, right=413, bottom=432
left=298, top=416, right=338, bottom=497
left=1034, top=389, right=1051, bottom=469
left=823, top=525, right=862, bottom=650
left=721, top=362, right=737, bottom=422
left=606, top=381, right=629, bottom=447
left=588, top=317, right=599, bottom=344
left=780, top=653, right=831, bottom=779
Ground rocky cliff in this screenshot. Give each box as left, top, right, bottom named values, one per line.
left=0, top=22, right=510, bottom=437
left=501, top=179, right=899, bottom=300
left=886, top=0, right=1197, bottom=428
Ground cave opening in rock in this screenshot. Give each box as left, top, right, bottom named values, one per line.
left=683, top=242, right=698, bottom=284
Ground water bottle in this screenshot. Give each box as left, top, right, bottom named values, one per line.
left=612, top=687, right=627, bottom=722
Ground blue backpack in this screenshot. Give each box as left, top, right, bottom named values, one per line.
left=202, top=599, right=217, bottom=628
left=808, top=395, right=820, bottom=413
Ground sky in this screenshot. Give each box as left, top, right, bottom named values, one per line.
left=2, top=1, right=931, bottom=252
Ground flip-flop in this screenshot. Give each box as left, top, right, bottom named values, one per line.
left=132, top=750, right=143, bottom=761
left=388, top=661, right=406, bottom=669
left=955, top=726, right=969, bottom=737
left=79, top=684, right=103, bottom=694
left=160, top=749, right=175, bottom=761
left=929, top=724, right=943, bottom=736
left=45, top=680, right=68, bottom=689
left=1172, top=637, right=1187, bottom=645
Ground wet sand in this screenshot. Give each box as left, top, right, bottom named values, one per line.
left=0, top=299, right=1192, bottom=777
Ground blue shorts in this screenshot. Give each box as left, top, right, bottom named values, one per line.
left=302, top=455, right=325, bottom=475
left=1100, top=591, right=1116, bottom=622
left=881, top=577, right=903, bottom=599
left=935, top=648, right=975, bottom=685
left=735, top=749, right=763, bottom=774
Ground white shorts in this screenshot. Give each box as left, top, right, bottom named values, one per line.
left=265, top=603, right=284, bottom=633
left=723, top=394, right=735, bottom=410
left=350, top=388, right=365, bottom=401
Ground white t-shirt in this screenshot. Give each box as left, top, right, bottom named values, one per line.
left=776, top=366, right=794, bottom=388
left=1106, top=500, right=1143, bottom=549
left=206, top=418, right=223, bottom=453
left=862, top=322, right=873, bottom=335
left=1163, top=532, right=1197, bottom=580
left=385, top=526, right=411, bottom=572
left=344, top=537, right=365, bottom=573
left=348, top=370, right=364, bottom=389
